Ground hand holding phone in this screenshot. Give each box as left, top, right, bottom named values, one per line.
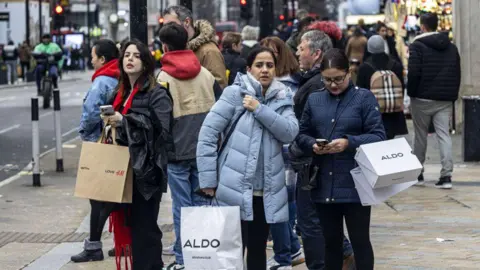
left=316, top=139, right=329, bottom=146
left=100, top=105, right=115, bottom=116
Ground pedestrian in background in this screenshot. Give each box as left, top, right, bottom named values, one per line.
left=260, top=36, right=305, bottom=270
left=197, top=47, right=299, bottom=269
left=407, top=13, right=461, bottom=189
left=296, top=49, right=385, bottom=270
left=240, top=25, right=261, bottom=60
left=2, top=41, right=19, bottom=85
left=221, top=32, right=247, bottom=86
left=356, top=35, right=408, bottom=140
left=18, top=41, right=32, bottom=82
left=164, top=5, right=228, bottom=89
left=72, top=39, right=120, bottom=263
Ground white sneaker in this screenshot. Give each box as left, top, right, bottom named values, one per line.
left=162, top=244, right=175, bottom=256
left=291, top=248, right=306, bottom=266
left=164, top=262, right=185, bottom=270
left=266, top=257, right=293, bottom=270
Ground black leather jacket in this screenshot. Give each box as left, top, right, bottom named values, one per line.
left=114, top=83, right=173, bottom=200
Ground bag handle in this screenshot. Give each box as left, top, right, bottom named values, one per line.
left=97, top=120, right=117, bottom=145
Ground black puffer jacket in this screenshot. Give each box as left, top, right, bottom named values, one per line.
left=407, top=32, right=461, bottom=101
left=115, top=83, right=173, bottom=200
left=222, top=49, right=247, bottom=86
left=294, top=67, right=325, bottom=120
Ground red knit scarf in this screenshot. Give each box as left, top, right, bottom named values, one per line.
left=113, top=82, right=141, bottom=114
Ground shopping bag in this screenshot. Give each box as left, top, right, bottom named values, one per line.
left=74, top=126, right=133, bottom=203
left=181, top=206, right=243, bottom=270
left=355, top=137, right=422, bottom=188
left=351, top=167, right=417, bottom=206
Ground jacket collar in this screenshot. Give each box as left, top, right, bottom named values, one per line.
left=188, top=20, right=217, bottom=51
left=234, top=73, right=293, bottom=104
left=413, top=31, right=438, bottom=42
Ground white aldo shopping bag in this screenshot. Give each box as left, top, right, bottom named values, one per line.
left=351, top=167, right=417, bottom=206
left=181, top=206, right=243, bottom=270
left=355, top=137, right=423, bottom=188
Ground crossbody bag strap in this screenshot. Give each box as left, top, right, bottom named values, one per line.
left=326, top=89, right=358, bottom=141
left=218, top=109, right=246, bottom=154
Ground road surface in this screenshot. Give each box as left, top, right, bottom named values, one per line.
left=0, top=78, right=90, bottom=182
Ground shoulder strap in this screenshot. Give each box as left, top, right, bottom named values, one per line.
left=218, top=109, right=246, bottom=153
left=364, top=61, right=377, bottom=71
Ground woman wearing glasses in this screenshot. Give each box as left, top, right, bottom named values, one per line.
left=296, top=48, right=386, bottom=270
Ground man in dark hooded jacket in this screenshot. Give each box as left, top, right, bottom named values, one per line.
left=408, top=12, right=461, bottom=189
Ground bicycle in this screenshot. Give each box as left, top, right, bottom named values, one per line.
left=32, top=52, right=63, bottom=109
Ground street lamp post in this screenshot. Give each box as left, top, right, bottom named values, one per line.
left=26, top=0, right=30, bottom=44
left=39, top=0, right=43, bottom=37
left=129, top=0, right=148, bottom=44
left=259, top=0, right=274, bottom=39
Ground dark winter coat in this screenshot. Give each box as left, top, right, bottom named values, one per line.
left=407, top=32, right=461, bottom=101
left=357, top=54, right=408, bottom=139
left=296, top=84, right=386, bottom=203
left=115, top=83, right=173, bottom=200
left=222, top=49, right=247, bottom=86
left=293, top=66, right=324, bottom=120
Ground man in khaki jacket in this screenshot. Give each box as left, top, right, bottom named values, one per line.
left=157, top=22, right=222, bottom=270
left=163, top=5, right=228, bottom=89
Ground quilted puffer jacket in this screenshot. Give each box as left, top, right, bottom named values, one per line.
left=197, top=73, right=299, bottom=223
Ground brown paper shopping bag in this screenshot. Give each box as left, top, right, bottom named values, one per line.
left=74, top=126, right=133, bottom=203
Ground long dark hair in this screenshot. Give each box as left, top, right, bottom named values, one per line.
left=117, top=39, right=156, bottom=99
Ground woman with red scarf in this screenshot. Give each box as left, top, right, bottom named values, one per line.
left=103, top=39, right=173, bottom=269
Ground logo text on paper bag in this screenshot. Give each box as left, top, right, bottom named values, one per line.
left=381, top=153, right=404, bottom=160
left=183, top=239, right=221, bottom=248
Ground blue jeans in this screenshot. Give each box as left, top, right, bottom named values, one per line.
left=271, top=166, right=301, bottom=266
left=167, top=160, right=208, bottom=265
left=36, top=64, right=58, bottom=90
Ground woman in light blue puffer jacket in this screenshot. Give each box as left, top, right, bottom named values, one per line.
left=197, top=47, right=299, bottom=269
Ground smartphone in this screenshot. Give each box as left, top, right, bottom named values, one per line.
left=316, top=139, right=329, bottom=146
left=100, top=105, right=115, bottom=116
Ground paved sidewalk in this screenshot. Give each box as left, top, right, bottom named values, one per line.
left=0, top=125, right=479, bottom=269
left=0, top=71, right=93, bottom=91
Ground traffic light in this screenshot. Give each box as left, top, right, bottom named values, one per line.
left=53, top=4, right=66, bottom=30
left=279, top=14, right=285, bottom=21
left=240, top=0, right=252, bottom=20
left=158, top=17, right=164, bottom=24
left=55, top=5, right=64, bottom=15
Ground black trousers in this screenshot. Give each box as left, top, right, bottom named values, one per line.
left=315, top=203, right=374, bottom=270
left=131, top=186, right=164, bottom=270
left=89, top=200, right=115, bottom=242
left=241, top=197, right=270, bottom=270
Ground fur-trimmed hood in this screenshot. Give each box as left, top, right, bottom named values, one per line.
left=188, top=20, right=217, bottom=51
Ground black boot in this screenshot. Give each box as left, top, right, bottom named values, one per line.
left=108, top=247, right=125, bottom=257
left=71, top=239, right=104, bottom=263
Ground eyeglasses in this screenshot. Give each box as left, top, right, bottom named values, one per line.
left=322, top=74, right=348, bottom=85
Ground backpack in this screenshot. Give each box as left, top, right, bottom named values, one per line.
left=367, top=60, right=404, bottom=113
